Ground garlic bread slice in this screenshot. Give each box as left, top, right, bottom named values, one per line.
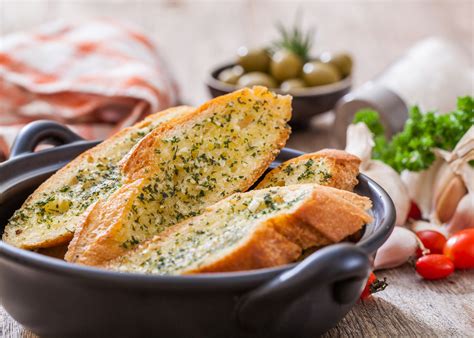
left=256, top=149, right=360, bottom=191
left=121, top=86, right=291, bottom=183
left=105, top=184, right=372, bottom=275
left=3, top=106, right=194, bottom=249
left=66, top=86, right=292, bottom=266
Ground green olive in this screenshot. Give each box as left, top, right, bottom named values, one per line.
left=237, top=47, right=270, bottom=72
left=237, top=72, right=277, bottom=88
left=270, top=50, right=303, bottom=82
left=280, top=78, right=306, bottom=92
left=320, top=52, right=353, bottom=77
left=303, top=61, right=341, bottom=87
left=217, top=65, right=244, bottom=85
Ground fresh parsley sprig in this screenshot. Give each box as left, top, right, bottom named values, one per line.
left=353, top=96, right=474, bottom=172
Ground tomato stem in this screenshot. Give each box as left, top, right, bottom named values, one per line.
left=369, top=277, right=388, bottom=294
left=415, top=235, right=430, bottom=256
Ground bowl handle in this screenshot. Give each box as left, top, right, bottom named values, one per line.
left=236, top=243, right=370, bottom=331
left=9, top=120, right=84, bottom=159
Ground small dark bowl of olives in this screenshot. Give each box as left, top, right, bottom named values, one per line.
left=206, top=48, right=353, bottom=129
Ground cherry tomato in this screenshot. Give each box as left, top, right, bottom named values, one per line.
left=360, top=272, right=388, bottom=300
left=408, top=201, right=422, bottom=220
left=416, top=254, right=454, bottom=280
left=416, top=230, right=447, bottom=257
left=443, top=229, right=474, bottom=269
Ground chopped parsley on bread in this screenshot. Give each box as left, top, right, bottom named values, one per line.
left=256, top=149, right=360, bottom=191
left=3, top=106, right=194, bottom=249
left=105, top=184, right=372, bottom=275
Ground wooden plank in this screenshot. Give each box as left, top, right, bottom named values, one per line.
left=325, top=266, right=474, bottom=337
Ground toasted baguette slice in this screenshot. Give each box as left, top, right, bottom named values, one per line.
left=65, top=179, right=145, bottom=264
left=65, top=86, right=292, bottom=266
left=104, top=184, right=372, bottom=275
left=256, top=149, right=360, bottom=191
left=3, top=106, right=194, bottom=249
left=121, top=86, right=291, bottom=182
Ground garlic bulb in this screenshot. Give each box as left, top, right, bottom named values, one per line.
left=437, top=127, right=474, bottom=233
left=346, top=123, right=410, bottom=225
left=403, top=126, right=473, bottom=229
left=433, top=173, right=466, bottom=223
left=401, top=158, right=444, bottom=219
left=363, top=160, right=410, bottom=226
left=436, top=126, right=474, bottom=233
left=374, top=226, right=418, bottom=270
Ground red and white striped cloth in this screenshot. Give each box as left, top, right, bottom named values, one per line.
left=0, top=19, right=179, bottom=160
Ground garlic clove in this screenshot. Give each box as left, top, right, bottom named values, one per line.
left=345, top=123, right=410, bottom=226
left=410, top=220, right=449, bottom=238
left=364, top=160, right=410, bottom=226
left=345, top=123, right=374, bottom=171
left=401, top=158, right=444, bottom=220
left=434, top=175, right=467, bottom=223
left=447, top=193, right=474, bottom=234
left=432, top=162, right=456, bottom=207
left=374, top=226, right=418, bottom=270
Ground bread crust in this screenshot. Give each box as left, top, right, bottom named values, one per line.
left=3, top=106, right=195, bottom=249
left=256, top=149, right=361, bottom=191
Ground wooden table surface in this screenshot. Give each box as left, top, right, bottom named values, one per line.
left=1, top=0, right=473, bottom=336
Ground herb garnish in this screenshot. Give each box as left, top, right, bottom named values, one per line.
left=353, top=96, right=474, bottom=172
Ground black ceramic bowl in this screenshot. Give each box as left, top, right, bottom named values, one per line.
left=0, top=121, right=395, bottom=338
left=206, top=63, right=352, bottom=129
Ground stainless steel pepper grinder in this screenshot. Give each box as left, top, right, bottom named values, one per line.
left=334, top=83, right=408, bottom=147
